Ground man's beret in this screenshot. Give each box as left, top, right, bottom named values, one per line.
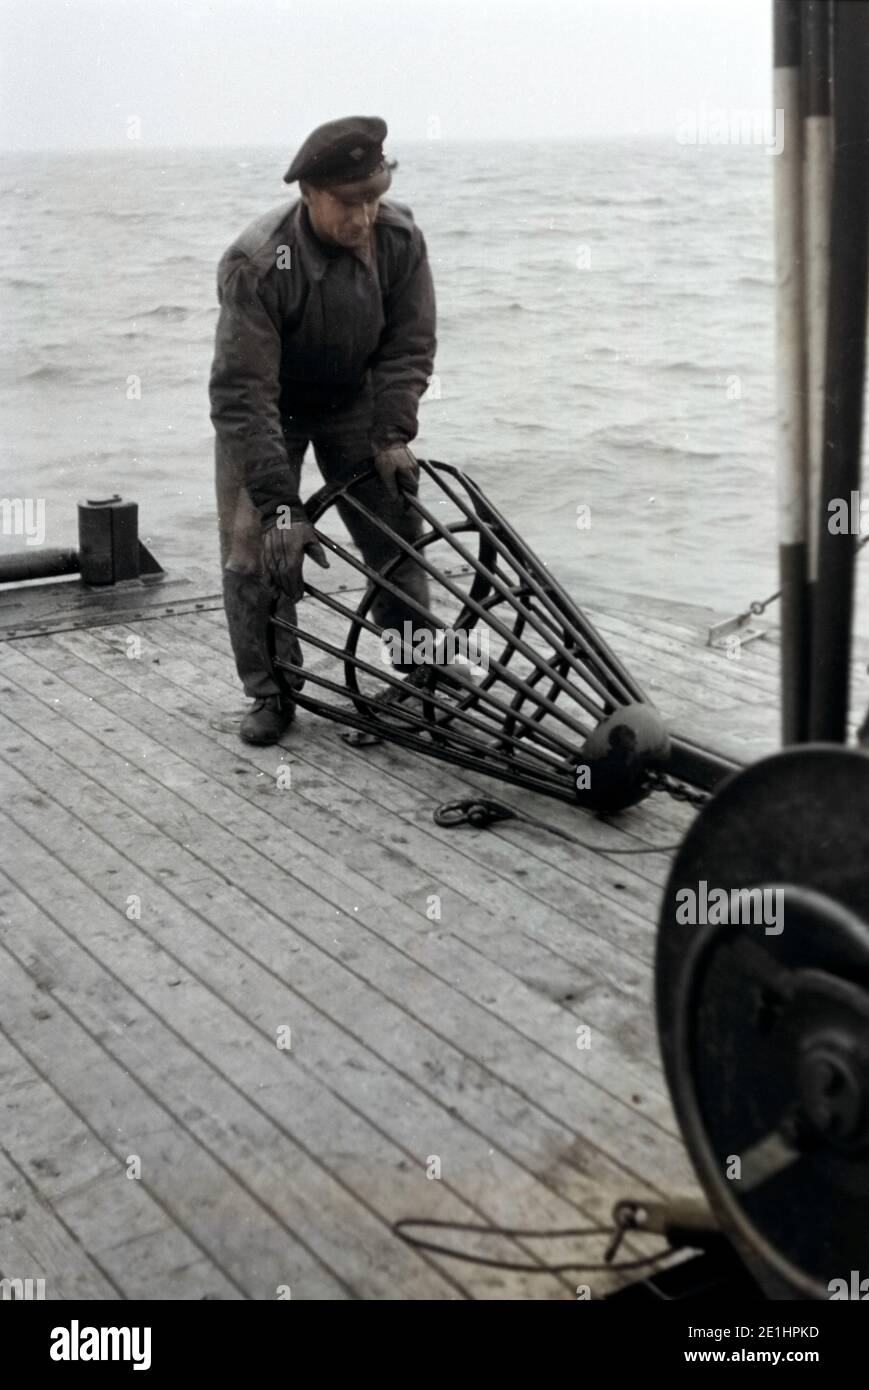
left=283, top=116, right=389, bottom=187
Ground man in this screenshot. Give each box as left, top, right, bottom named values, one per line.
left=209, top=115, right=436, bottom=744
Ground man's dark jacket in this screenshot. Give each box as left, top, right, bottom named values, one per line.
left=209, top=197, right=436, bottom=512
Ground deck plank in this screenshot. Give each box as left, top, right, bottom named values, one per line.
left=0, top=755, right=578, bottom=1300
left=32, top=625, right=670, bottom=1112
left=55, top=615, right=676, bottom=1068
left=42, top=625, right=671, bottom=1098
left=0, top=662, right=677, bottom=1297
left=0, top=854, right=359, bottom=1301
left=0, top=1138, right=121, bottom=1302
left=0, top=646, right=691, bottom=1189
left=111, top=613, right=670, bottom=947
left=1, top=574, right=814, bottom=1300
left=0, top=976, right=245, bottom=1302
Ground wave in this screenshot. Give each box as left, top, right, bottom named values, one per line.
left=21, top=363, right=71, bottom=381
left=583, top=422, right=722, bottom=461
left=658, top=359, right=717, bottom=374
left=136, top=304, right=191, bottom=320
left=103, top=208, right=160, bottom=222
left=491, top=417, right=552, bottom=432
left=580, top=347, right=624, bottom=362
left=652, top=444, right=722, bottom=463
left=573, top=194, right=666, bottom=209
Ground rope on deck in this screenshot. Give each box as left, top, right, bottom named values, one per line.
left=433, top=795, right=686, bottom=852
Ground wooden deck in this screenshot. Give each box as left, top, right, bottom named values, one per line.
left=0, top=567, right=864, bottom=1299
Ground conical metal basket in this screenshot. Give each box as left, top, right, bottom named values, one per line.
left=267, top=458, right=675, bottom=811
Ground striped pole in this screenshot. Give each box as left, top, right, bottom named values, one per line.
left=808, top=0, right=869, bottom=741
left=773, top=0, right=810, bottom=743
left=802, top=1, right=833, bottom=607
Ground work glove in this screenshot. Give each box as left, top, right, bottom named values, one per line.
left=261, top=502, right=329, bottom=602
left=373, top=443, right=419, bottom=500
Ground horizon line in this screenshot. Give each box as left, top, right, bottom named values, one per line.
left=0, top=132, right=683, bottom=156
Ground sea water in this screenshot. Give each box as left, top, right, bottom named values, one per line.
left=1, top=139, right=866, bottom=620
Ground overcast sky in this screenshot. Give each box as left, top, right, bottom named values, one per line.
left=1, top=0, right=773, bottom=150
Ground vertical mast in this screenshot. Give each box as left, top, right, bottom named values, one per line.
left=809, top=0, right=869, bottom=740
left=773, top=0, right=810, bottom=743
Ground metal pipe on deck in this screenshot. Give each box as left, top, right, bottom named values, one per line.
left=0, top=548, right=79, bottom=584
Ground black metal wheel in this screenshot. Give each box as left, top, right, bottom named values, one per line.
left=657, top=746, right=869, bottom=1298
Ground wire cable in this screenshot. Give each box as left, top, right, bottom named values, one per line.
left=433, top=795, right=683, bottom=853
left=393, top=1217, right=674, bottom=1275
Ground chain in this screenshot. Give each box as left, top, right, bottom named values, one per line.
left=654, top=534, right=869, bottom=811
left=735, top=533, right=869, bottom=625
left=646, top=769, right=712, bottom=809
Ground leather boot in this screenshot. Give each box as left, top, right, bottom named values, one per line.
left=240, top=695, right=295, bottom=745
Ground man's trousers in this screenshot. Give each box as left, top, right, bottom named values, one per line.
left=216, top=395, right=431, bottom=699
